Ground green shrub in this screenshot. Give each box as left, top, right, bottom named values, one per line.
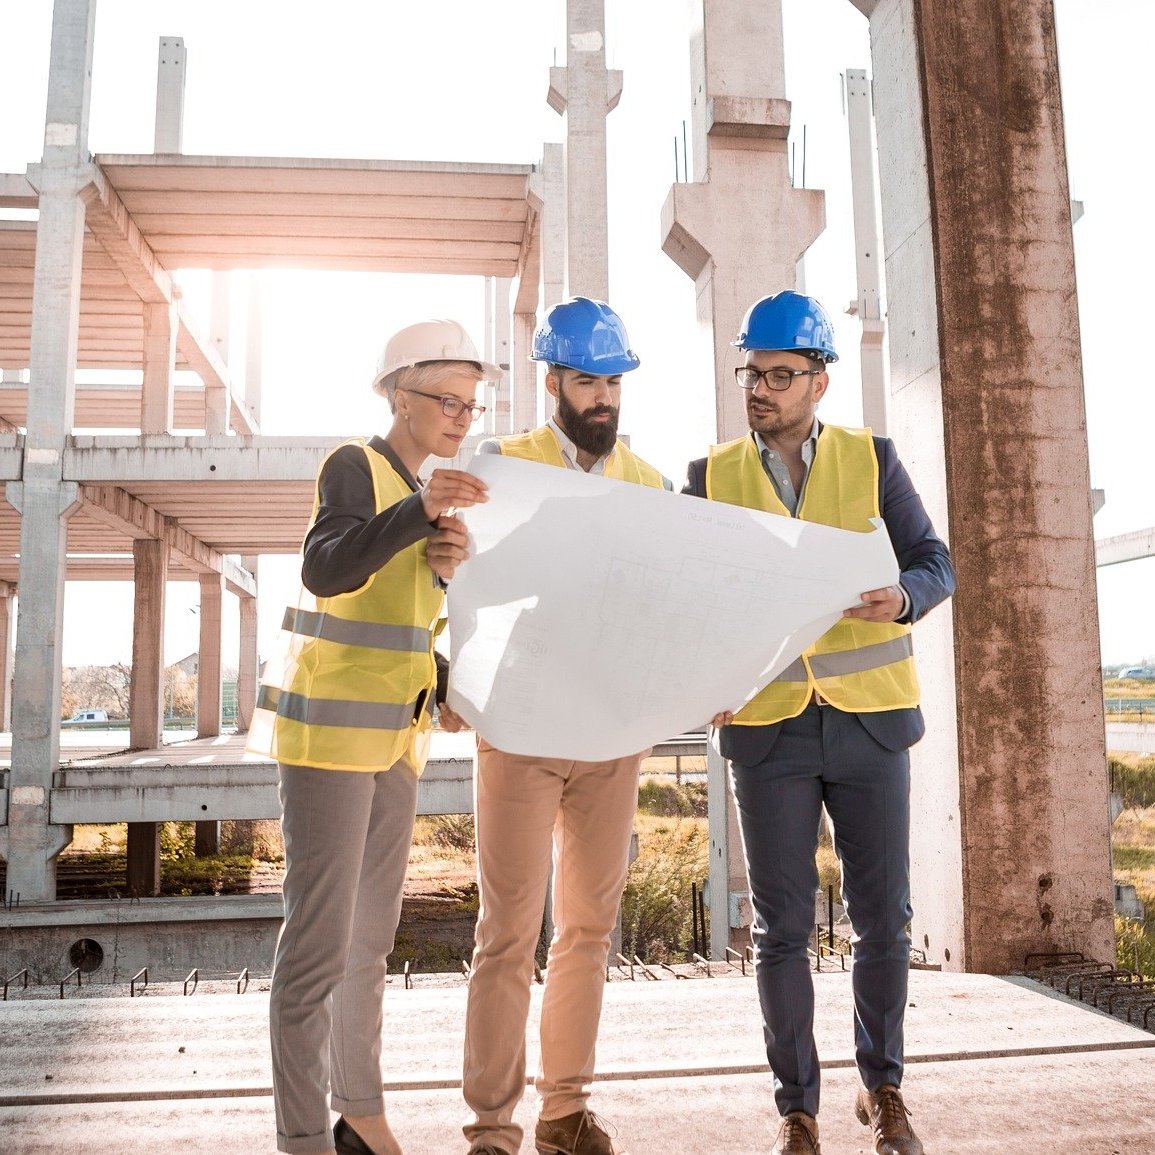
left=637, top=778, right=708, bottom=818
left=1109, top=755, right=1155, bottom=810
left=426, top=814, right=477, bottom=852
left=1115, top=915, right=1155, bottom=981
left=620, top=821, right=708, bottom=962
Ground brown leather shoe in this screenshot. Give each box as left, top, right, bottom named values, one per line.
left=772, top=1112, right=820, bottom=1155
left=854, top=1085, right=924, bottom=1155
left=535, top=1110, right=628, bottom=1155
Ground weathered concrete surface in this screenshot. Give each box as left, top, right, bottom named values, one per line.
left=1, top=971, right=1152, bottom=1153
left=868, top=0, right=1114, bottom=971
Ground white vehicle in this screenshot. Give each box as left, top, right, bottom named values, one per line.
left=64, top=708, right=109, bottom=724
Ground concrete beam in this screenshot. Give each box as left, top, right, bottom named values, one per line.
left=46, top=758, right=475, bottom=823
left=77, top=483, right=257, bottom=596
left=66, top=435, right=342, bottom=482
left=1095, top=528, right=1155, bottom=567
left=0, top=173, right=39, bottom=208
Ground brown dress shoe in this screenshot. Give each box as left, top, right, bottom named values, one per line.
left=535, top=1110, right=628, bottom=1155
left=855, top=1085, right=924, bottom=1155
left=772, top=1112, right=820, bottom=1155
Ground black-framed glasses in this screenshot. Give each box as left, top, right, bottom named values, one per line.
left=400, top=388, right=487, bottom=422
left=735, top=365, right=824, bottom=392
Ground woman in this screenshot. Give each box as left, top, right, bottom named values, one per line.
left=252, top=319, right=498, bottom=1155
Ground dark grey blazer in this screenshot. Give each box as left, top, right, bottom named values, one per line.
left=682, top=429, right=956, bottom=764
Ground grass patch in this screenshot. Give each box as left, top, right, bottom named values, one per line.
left=1109, top=755, right=1155, bottom=810
left=638, top=776, right=707, bottom=818
left=621, top=818, right=708, bottom=962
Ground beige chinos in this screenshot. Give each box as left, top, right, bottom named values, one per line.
left=270, top=761, right=418, bottom=1154
left=462, top=739, right=643, bottom=1154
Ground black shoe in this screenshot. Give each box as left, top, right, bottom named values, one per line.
left=334, top=1117, right=377, bottom=1155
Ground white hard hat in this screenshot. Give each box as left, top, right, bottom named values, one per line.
left=371, top=319, right=502, bottom=395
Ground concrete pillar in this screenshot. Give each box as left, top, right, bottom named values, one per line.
left=865, top=0, right=1114, bottom=971
left=492, top=277, right=512, bottom=435
left=707, top=741, right=751, bottom=958
left=3, top=0, right=97, bottom=904
left=534, top=142, right=565, bottom=422
left=235, top=557, right=259, bottom=733
left=126, top=537, right=168, bottom=896
left=140, top=299, right=177, bottom=434
left=547, top=0, right=621, bottom=299
left=153, top=35, right=185, bottom=153
left=196, top=572, right=223, bottom=739
left=0, top=583, right=15, bottom=733
left=206, top=273, right=229, bottom=434
left=511, top=311, right=538, bottom=433
left=661, top=0, right=825, bottom=444
left=663, top=0, right=824, bottom=954
left=845, top=68, right=888, bottom=435
left=193, top=572, right=224, bottom=854
left=245, top=275, right=263, bottom=428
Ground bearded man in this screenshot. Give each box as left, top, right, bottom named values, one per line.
left=461, top=297, right=670, bottom=1155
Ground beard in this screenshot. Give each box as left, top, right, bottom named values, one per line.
left=556, top=387, right=619, bottom=458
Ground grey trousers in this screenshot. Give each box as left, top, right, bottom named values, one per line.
left=270, top=761, right=418, bottom=1154
left=728, top=702, right=913, bottom=1120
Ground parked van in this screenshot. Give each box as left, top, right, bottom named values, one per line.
left=64, top=708, right=109, bottom=724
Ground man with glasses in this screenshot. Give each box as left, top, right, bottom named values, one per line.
left=683, top=290, right=954, bottom=1155
left=461, top=297, right=670, bottom=1155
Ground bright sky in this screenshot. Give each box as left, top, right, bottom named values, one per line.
left=1, top=0, right=1152, bottom=668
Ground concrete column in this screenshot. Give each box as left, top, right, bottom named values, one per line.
left=661, top=0, right=825, bottom=443
left=3, top=0, right=97, bottom=904
left=663, top=0, right=824, bottom=952
left=235, top=556, right=259, bottom=733
left=707, top=741, right=751, bottom=958
left=865, top=0, right=1113, bottom=971
left=126, top=537, right=168, bottom=896
left=535, top=142, right=565, bottom=422
left=153, top=35, right=185, bottom=153
left=206, top=272, right=229, bottom=434
left=547, top=0, right=621, bottom=299
left=845, top=68, right=888, bottom=434
left=245, top=275, right=263, bottom=429
left=511, top=311, right=538, bottom=433
left=492, top=278, right=512, bottom=435
left=196, top=572, right=223, bottom=739
left=0, top=583, right=15, bottom=733
left=140, top=299, right=177, bottom=434
left=194, top=571, right=224, bottom=855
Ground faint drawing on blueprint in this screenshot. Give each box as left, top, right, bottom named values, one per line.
left=446, top=454, right=899, bottom=759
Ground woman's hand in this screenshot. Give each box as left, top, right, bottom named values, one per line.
left=426, top=514, right=470, bottom=582
left=709, top=710, right=734, bottom=728
left=437, top=701, right=470, bottom=732
left=421, top=468, right=487, bottom=523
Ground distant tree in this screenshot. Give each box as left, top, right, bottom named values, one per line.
left=61, top=663, right=132, bottom=719
left=165, top=665, right=197, bottom=717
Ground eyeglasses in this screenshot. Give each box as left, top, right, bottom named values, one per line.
left=400, top=388, right=487, bottom=422
left=735, top=365, right=824, bottom=392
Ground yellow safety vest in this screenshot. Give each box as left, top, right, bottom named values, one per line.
left=497, top=424, right=666, bottom=489
left=249, top=441, right=443, bottom=772
left=706, top=427, right=919, bottom=724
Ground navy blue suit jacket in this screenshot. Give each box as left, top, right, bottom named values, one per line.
left=682, top=428, right=956, bottom=765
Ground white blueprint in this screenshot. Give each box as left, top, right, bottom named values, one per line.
left=446, top=454, right=900, bottom=760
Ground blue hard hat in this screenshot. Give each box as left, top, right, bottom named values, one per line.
left=531, top=297, right=641, bottom=375
left=732, top=290, right=839, bottom=363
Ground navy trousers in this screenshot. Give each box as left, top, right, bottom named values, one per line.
left=728, top=702, right=913, bottom=1119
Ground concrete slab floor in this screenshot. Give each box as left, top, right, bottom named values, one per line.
left=1, top=971, right=1152, bottom=1153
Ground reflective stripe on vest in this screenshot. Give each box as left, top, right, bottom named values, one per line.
left=706, top=427, right=919, bottom=723
left=257, top=685, right=420, bottom=731
left=497, top=425, right=666, bottom=489
left=281, top=606, right=432, bottom=653
left=254, top=440, right=443, bottom=772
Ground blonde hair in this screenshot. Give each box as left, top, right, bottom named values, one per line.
left=376, top=359, right=485, bottom=411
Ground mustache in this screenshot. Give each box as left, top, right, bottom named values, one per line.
left=581, top=405, right=618, bottom=419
